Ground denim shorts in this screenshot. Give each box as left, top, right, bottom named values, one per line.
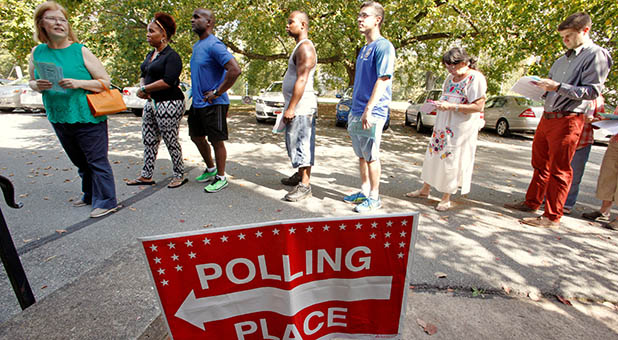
left=285, top=114, right=316, bottom=168
left=348, top=113, right=386, bottom=162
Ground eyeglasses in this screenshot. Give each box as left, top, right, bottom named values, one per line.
left=43, top=16, right=68, bottom=24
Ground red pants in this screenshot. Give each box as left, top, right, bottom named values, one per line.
left=524, top=115, right=584, bottom=221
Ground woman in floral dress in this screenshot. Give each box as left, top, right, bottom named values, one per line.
left=406, top=47, right=487, bottom=211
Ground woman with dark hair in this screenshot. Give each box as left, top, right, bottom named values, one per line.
left=126, top=12, right=187, bottom=188
left=28, top=1, right=118, bottom=218
left=406, top=47, right=487, bottom=211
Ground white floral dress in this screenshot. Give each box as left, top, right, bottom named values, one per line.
left=420, top=70, right=487, bottom=195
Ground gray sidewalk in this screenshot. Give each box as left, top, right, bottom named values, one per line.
left=0, top=110, right=617, bottom=338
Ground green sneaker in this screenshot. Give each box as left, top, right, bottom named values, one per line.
left=196, top=169, right=217, bottom=183
left=205, top=177, right=228, bottom=193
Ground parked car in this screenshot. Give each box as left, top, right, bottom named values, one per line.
left=405, top=89, right=442, bottom=132
left=19, top=86, right=44, bottom=111
left=122, top=82, right=192, bottom=117
left=0, top=78, right=29, bottom=112
left=335, top=86, right=390, bottom=130
left=255, top=81, right=284, bottom=123
left=483, top=95, right=543, bottom=137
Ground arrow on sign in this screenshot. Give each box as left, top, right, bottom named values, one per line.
left=174, top=276, right=393, bottom=330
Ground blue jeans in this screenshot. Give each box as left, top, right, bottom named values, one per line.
left=565, top=144, right=592, bottom=209
left=52, top=121, right=117, bottom=209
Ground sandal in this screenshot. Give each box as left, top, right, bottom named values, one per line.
left=126, top=177, right=156, bottom=186
left=435, top=200, right=452, bottom=211
left=405, top=189, right=429, bottom=198
left=168, top=178, right=188, bottom=189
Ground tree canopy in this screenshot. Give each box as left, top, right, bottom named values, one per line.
left=1, top=0, right=616, bottom=101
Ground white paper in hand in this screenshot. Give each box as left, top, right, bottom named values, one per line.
left=510, top=76, right=545, bottom=102
left=592, top=120, right=618, bottom=135
left=272, top=112, right=286, bottom=133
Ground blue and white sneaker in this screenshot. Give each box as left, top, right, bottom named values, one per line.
left=343, top=192, right=367, bottom=204
left=354, top=197, right=382, bottom=213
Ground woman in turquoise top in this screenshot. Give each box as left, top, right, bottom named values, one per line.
left=28, top=1, right=118, bottom=218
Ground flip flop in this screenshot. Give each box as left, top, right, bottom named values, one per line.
left=435, top=200, right=452, bottom=211
left=126, top=178, right=156, bottom=186
left=168, top=178, right=188, bottom=189
left=405, top=189, right=429, bottom=198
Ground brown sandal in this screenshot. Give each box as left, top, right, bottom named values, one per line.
left=126, top=177, right=156, bottom=186
left=168, top=178, right=188, bottom=188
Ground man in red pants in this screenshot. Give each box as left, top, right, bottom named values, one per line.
left=505, top=12, right=612, bottom=228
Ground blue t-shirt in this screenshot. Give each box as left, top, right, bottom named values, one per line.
left=190, top=34, right=234, bottom=108
left=350, top=37, right=395, bottom=118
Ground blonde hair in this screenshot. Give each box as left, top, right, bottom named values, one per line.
left=33, top=1, right=79, bottom=43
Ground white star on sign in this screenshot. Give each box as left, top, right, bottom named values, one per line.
left=289, top=228, right=296, bottom=234
left=371, top=222, right=378, bottom=228
left=149, top=244, right=158, bottom=252
left=273, top=228, right=280, bottom=235
left=189, top=252, right=196, bottom=259
left=339, top=224, right=346, bottom=230
left=171, top=254, right=179, bottom=261
left=398, top=253, right=404, bottom=259
left=400, top=231, right=407, bottom=237
left=203, top=237, right=211, bottom=245
left=399, top=242, right=406, bottom=248
left=355, top=223, right=362, bottom=230
left=153, top=257, right=162, bottom=264
left=255, top=231, right=263, bottom=238
left=161, top=280, right=169, bottom=286
left=370, top=233, right=377, bottom=239
left=401, top=220, right=408, bottom=226
left=185, top=240, right=193, bottom=247
left=157, top=268, right=165, bottom=275
left=386, top=221, right=393, bottom=227
left=221, top=235, right=228, bottom=242
left=306, top=226, right=313, bottom=232
left=384, top=242, right=391, bottom=248
left=323, top=225, right=330, bottom=231
left=175, top=265, right=183, bottom=272
left=167, top=242, right=175, bottom=249
left=238, top=233, right=246, bottom=240
left=385, top=232, right=392, bottom=238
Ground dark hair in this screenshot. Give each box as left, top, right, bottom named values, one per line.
left=558, top=12, right=592, bottom=31
left=153, top=12, right=176, bottom=39
left=360, top=1, right=385, bottom=27
left=442, top=47, right=477, bottom=69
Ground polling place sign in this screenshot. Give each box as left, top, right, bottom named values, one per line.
left=140, top=213, right=418, bottom=340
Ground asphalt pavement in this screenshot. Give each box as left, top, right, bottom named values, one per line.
left=0, top=107, right=616, bottom=338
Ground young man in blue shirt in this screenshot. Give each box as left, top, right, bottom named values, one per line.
left=189, top=8, right=241, bottom=193
left=343, top=1, right=395, bottom=212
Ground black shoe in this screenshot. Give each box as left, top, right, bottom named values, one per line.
left=582, top=210, right=611, bottom=223
left=284, top=183, right=312, bottom=202
left=281, top=172, right=301, bottom=186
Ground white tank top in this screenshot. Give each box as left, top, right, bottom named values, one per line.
left=282, top=39, right=317, bottom=115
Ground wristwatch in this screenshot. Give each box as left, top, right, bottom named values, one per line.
left=140, top=85, right=147, bottom=94
left=212, top=89, right=220, bottom=97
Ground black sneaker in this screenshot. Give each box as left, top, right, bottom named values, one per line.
left=582, top=210, right=611, bottom=223
left=284, top=183, right=312, bottom=202
left=281, top=172, right=301, bottom=186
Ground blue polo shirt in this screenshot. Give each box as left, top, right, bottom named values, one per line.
left=190, top=34, right=234, bottom=108
left=350, top=37, right=395, bottom=118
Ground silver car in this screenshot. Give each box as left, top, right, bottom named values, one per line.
left=255, top=81, right=284, bottom=123
left=405, top=89, right=441, bottom=133
left=483, top=96, right=543, bottom=137
left=0, top=78, right=29, bottom=112
left=122, top=82, right=192, bottom=117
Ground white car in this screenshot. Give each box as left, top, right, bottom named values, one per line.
left=255, top=81, right=284, bottom=123
left=483, top=96, right=543, bottom=137
left=0, top=79, right=30, bottom=112
left=405, top=89, right=442, bottom=133
left=19, top=87, right=44, bottom=111
left=122, top=82, right=192, bottom=116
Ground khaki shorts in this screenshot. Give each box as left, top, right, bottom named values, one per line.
left=596, top=140, right=618, bottom=202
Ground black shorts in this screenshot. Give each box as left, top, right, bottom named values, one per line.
left=188, top=104, right=229, bottom=141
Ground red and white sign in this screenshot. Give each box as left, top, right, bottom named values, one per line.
left=140, top=213, right=418, bottom=340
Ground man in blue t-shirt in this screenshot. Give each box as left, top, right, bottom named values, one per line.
left=343, top=1, right=395, bottom=213
left=189, top=8, right=241, bottom=193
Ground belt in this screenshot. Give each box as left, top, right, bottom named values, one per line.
left=543, top=111, right=581, bottom=119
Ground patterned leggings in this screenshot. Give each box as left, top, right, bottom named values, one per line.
left=141, top=99, right=185, bottom=179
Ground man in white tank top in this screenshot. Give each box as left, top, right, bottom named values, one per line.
left=280, top=11, right=318, bottom=202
